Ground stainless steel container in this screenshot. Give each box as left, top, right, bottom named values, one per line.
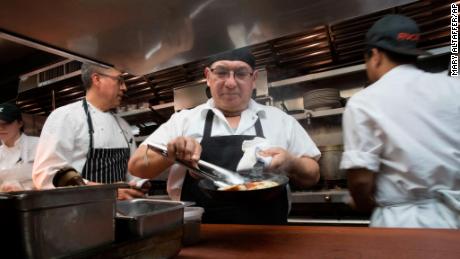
left=318, top=145, right=345, bottom=180
left=116, top=199, right=185, bottom=238
left=0, top=185, right=118, bottom=259
left=182, top=206, right=204, bottom=246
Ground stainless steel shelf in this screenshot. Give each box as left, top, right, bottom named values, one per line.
left=290, top=190, right=350, bottom=204
left=134, top=135, right=148, bottom=142
left=270, top=46, right=450, bottom=89
left=269, top=64, right=366, bottom=88
left=117, top=102, right=174, bottom=118
left=152, top=102, right=175, bottom=110
left=117, top=107, right=150, bottom=117
left=291, top=107, right=344, bottom=120
left=422, top=46, right=451, bottom=58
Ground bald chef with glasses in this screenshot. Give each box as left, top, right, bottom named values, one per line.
left=33, top=63, right=146, bottom=199
left=128, top=48, right=321, bottom=224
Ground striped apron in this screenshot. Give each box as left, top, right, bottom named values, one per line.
left=81, top=99, right=130, bottom=183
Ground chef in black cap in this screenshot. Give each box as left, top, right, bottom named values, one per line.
left=341, top=14, right=460, bottom=228
left=0, top=102, right=39, bottom=192
left=128, top=47, right=320, bottom=224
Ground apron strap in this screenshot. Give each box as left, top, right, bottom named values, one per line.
left=83, top=99, right=131, bottom=149
left=203, top=109, right=265, bottom=139
left=82, top=99, right=94, bottom=150
left=254, top=115, right=264, bottom=138
left=203, top=110, right=214, bottom=139
left=111, top=112, right=131, bottom=148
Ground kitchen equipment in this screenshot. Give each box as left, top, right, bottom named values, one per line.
left=304, top=88, right=342, bottom=111
left=147, top=143, right=244, bottom=187
left=0, top=185, right=119, bottom=259
left=173, top=83, right=208, bottom=111
left=198, top=172, right=289, bottom=203
left=183, top=206, right=205, bottom=246
left=147, top=144, right=288, bottom=203
left=115, top=199, right=185, bottom=239
left=318, top=145, right=345, bottom=181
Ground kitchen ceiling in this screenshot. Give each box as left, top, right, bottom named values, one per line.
left=0, top=0, right=453, bottom=117
left=0, top=0, right=417, bottom=76
left=0, top=38, right=63, bottom=103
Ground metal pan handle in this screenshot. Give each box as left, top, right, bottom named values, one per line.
left=146, top=143, right=230, bottom=188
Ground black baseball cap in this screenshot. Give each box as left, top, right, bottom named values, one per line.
left=365, top=14, right=429, bottom=56
left=208, top=47, right=256, bottom=69
left=0, top=102, right=22, bottom=123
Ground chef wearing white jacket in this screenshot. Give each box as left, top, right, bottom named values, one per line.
left=0, top=102, right=39, bottom=192
left=32, top=63, right=146, bottom=199
left=340, top=15, right=460, bottom=228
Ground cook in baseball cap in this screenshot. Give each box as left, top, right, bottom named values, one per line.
left=0, top=102, right=22, bottom=123
left=365, top=14, right=429, bottom=56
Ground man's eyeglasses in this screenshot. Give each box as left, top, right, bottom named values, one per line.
left=97, top=73, right=125, bottom=86
left=209, top=67, right=254, bottom=81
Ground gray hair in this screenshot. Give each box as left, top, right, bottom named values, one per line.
left=80, top=63, right=106, bottom=90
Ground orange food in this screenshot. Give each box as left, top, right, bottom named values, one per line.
left=218, top=180, right=278, bottom=191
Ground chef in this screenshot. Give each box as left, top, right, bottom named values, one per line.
left=0, top=102, right=39, bottom=192
left=340, top=14, right=460, bottom=228
left=128, top=48, right=320, bottom=224
left=32, top=63, right=146, bottom=199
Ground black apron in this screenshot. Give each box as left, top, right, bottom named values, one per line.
left=180, top=110, right=289, bottom=224
left=81, top=100, right=131, bottom=183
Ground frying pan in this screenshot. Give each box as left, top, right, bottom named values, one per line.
left=147, top=143, right=289, bottom=202
left=198, top=171, right=289, bottom=203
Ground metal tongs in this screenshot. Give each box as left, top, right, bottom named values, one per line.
left=147, top=143, right=245, bottom=188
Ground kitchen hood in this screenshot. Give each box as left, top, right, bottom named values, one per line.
left=0, top=0, right=417, bottom=75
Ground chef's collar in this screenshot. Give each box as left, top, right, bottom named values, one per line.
left=84, top=99, right=109, bottom=114
left=1, top=133, right=23, bottom=149
left=202, top=99, right=265, bottom=118
left=379, top=64, right=417, bottom=81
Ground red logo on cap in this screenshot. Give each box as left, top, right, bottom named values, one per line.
left=397, top=32, right=420, bottom=41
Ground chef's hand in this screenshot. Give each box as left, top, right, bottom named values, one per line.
left=131, top=179, right=152, bottom=194
left=117, top=188, right=145, bottom=200
left=167, top=137, right=202, bottom=179
left=167, top=137, right=202, bottom=168
left=117, top=180, right=150, bottom=200
left=259, top=148, right=320, bottom=188
left=258, top=147, right=295, bottom=172
left=87, top=181, right=146, bottom=200
left=0, top=181, right=24, bottom=192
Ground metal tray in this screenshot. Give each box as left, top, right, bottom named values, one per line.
left=116, top=199, right=185, bottom=239
left=0, top=185, right=119, bottom=259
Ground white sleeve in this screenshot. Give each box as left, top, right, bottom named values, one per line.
left=0, top=135, right=39, bottom=191
left=287, top=116, right=321, bottom=160
left=32, top=111, right=78, bottom=189
left=142, top=111, right=184, bottom=147
left=24, top=135, right=39, bottom=163
left=339, top=101, right=383, bottom=172
left=0, top=166, right=34, bottom=190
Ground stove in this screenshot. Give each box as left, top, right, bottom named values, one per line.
left=288, top=189, right=370, bottom=226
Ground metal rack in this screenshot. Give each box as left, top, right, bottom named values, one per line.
left=117, top=102, right=174, bottom=118
left=269, top=45, right=451, bottom=122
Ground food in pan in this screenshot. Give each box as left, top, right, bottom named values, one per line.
left=218, top=180, right=278, bottom=191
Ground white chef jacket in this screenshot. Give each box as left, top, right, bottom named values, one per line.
left=340, top=64, right=460, bottom=228
left=0, top=133, right=38, bottom=191
left=143, top=98, right=321, bottom=200
left=33, top=100, right=138, bottom=189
